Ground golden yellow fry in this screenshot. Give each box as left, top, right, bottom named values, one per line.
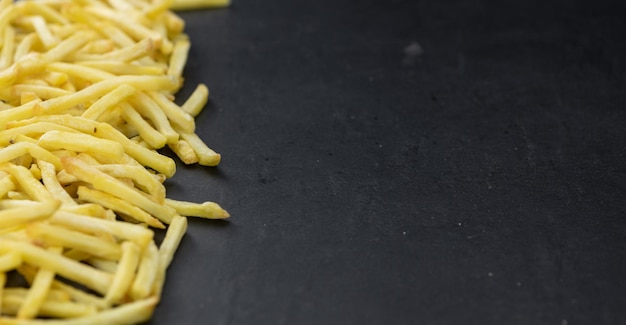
left=105, top=241, right=140, bottom=304
left=17, top=246, right=62, bottom=320
left=2, top=293, right=96, bottom=318
left=18, top=1, right=70, bottom=25
left=158, top=215, right=187, bottom=270
left=0, top=142, right=61, bottom=170
left=0, top=174, right=15, bottom=199
left=181, top=83, right=209, bottom=117
left=168, top=138, right=199, bottom=164
left=0, top=2, right=16, bottom=32
left=84, top=6, right=171, bottom=54
left=129, top=92, right=179, bottom=144
left=2, top=288, right=70, bottom=303
left=46, top=61, right=115, bottom=83
left=26, top=223, right=122, bottom=260
left=38, top=75, right=179, bottom=115
left=78, top=39, right=115, bottom=55
left=0, top=98, right=41, bottom=130
left=77, top=186, right=165, bottom=229
left=92, top=164, right=166, bottom=201
left=0, top=239, right=112, bottom=296
left=37, top=130, right=125, bottom=161
left=178, top=129, right=221, bottom=166
left=0, top=25, right=15, bottom=70
left=120, top=102, right=168, bottom=149
left=0, top=296, right=158, bottom=325
left=147, top=90, right=195, bottom=133
left=144, top=0, right=175, bottom=19
left=5, top=164, right=56, bottom=201
left=98, top=37, right=156, bottom=63
left=81, top=84, right=135, bottom=121
left=49, top=210, right=154, bottom=250
left=11, top=116, right=176, bottom=177
left=129, top=241, right=158, bottom=300
left=59, top=203, right=109, bottom=218
left=30, top=15, right=59, bottom=49
left=171, top=0, right=230, bottom=10
left=0, top=199, right=59, bottom=229
left=0, top=84, right=71, bottom=102
left=63, top=157, right=177, bottom=224
left=37, top=160, right=75, bottom=206
left=167, top=34, right=189, bottom=80
left=165, top=198, right=230, bottom=219
left=0, top=121, right=77, bottom=146
left=77, top=61, right=165, bottom=76
left=0, top=251, right=21, bottom=272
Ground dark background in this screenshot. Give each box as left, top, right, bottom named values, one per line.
left=151, top=0, right=626, bottom=324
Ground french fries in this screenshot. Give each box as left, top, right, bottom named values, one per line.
left=0, top=0, right=230, bottom=323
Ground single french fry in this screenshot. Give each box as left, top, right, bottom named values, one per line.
left=158, top=215, right=187, bottom=270
left=38, top=130, right=125, bottom=161
left=104, top=241, right=140, bottom=304
left=165, top=198, right=230, bottom=219
left=181, top=83, right=209, bottom=117
left=0, top=25, right=15, bottom=70
left=146, top=90, right=195, bottom=133
left=30, top=15, right=59, bottom=49
left=129, top=241, right=159, bottom=300
left=80, top=84, right=135, bottom=121
left=167, top=34, right=189, bottom=80
left=171, top=0, right=230, bottom=10
left=120, top=102, right=168, bottom=149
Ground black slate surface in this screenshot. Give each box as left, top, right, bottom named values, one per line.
left=150, top=0, right=626, bottom=324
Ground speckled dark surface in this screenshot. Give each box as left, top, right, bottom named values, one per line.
left=150, top=0, right=626, bottom=324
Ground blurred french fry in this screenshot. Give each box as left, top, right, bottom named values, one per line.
left=0, top=251, right=22, bottom=272
left=171, top=0, right=230, bottom=10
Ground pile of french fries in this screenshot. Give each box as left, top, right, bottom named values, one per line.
left=0, top=0, right=230, bottom=323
